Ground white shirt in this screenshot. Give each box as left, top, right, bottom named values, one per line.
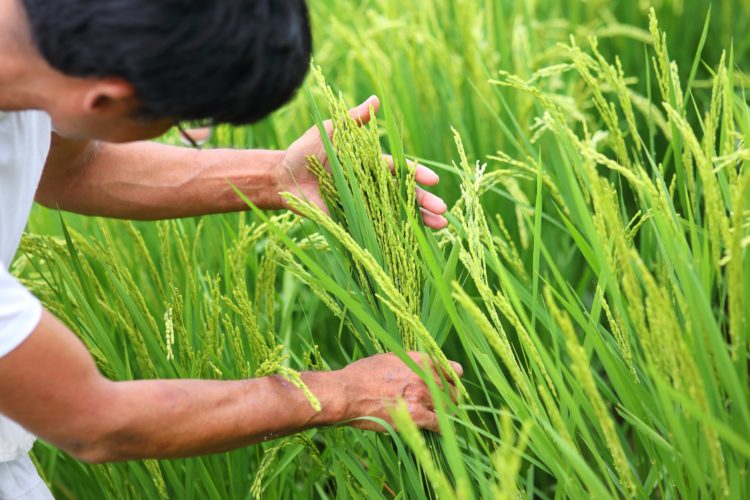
left=0, top=110, right=51, bottom=461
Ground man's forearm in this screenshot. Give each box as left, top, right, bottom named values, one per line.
left=0, top=311, right=347, bottom=463
left=36, top=135, right=286, bottom=219
left=88, top=372, right=345, bottom=462
left=1, top=311, right=454, bottom=463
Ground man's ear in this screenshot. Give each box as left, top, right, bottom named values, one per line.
left=82, top=78, right=138, bottom=115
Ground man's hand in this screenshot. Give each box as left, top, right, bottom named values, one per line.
left=278, top=96, right=449, bottom=230
left=0, top=309, right=461, bottom=463
left=334, top=352, right=463, bottom=433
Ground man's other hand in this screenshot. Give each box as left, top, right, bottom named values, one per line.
left=333, top=352, right=463, bottom=433
left=277, top=96, right=449, bottom=230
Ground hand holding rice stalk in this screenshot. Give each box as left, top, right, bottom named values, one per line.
left=266, top=65, right=466, bottom=397
left=269, top=65, right=470, bottom=493
left=277, top=68, right=449, bottom=230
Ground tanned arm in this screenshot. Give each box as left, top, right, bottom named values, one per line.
left=0, top=310, right=461, bottom=463
left=34, top=97, right=450, bottom=228
left=35, top=134, right=287, bottom=219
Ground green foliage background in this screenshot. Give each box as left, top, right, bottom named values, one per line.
left=14, top=0, right=750, bottom=498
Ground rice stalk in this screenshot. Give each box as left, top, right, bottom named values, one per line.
left=308, top=65, right=423, bottom=349
left=390, top=401, right=457, bottom=500
left=283, top=193, right=464, bottom=395
left=544, top=287, right=638, bottom=497
left=490, top=412, right=533, bottom=500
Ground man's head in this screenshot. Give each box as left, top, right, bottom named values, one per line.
left=20, top=0, right=312, bottom=142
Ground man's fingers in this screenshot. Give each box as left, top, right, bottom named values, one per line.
left=412, top=407, right=441, bottom=434
left=407, top=352, right=463, bottom=389
left=381, top=155, right=447, bottom=221
left=415, top=165, right=440, bottom=186
left=417, top=187, right=448, bottom=215
left=349, top=95, right=380, bottom=126
left=435, top=361, right=464, bottom=389
left=435, top=361, right=464, bottom=388
left=407, top=352, right=432, bottom=370
left=321, top=118, right=334, bottom=137
left=318, top=95, right=380, bottom=138
left=384, top=155, right=441, bottom=186
left=421, top=208, right=448, bottom=230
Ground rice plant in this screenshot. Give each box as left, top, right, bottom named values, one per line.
left=13, top=1, right=750, bottom=498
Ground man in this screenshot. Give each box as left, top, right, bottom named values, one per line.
left=0, top=0, right=461, bottom=497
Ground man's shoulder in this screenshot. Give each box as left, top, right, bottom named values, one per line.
left=0, top=110, right=51, bottom=152
left=0, top=109, right=51, bottom=129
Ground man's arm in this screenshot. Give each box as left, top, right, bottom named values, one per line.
left=35, top=134, right=286, bottom=220
left=0, top=310, right=460, bottom=463
left=35, top=97, right=450, bottom=227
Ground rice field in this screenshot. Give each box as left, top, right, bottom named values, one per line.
left=14, top=0, right=750, bottom=498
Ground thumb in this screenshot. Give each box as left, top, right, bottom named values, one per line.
left=349, top=95, right=380, bottom=126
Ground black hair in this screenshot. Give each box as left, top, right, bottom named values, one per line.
left=21, top=0, right=312, bottom=125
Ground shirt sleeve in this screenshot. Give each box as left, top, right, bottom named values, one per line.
left=0, top=265, right=42, bottom=359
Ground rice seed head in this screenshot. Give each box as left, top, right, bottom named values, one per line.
left=537, top=383, right=574, bottom=447
left=453, top=283, right=537, bottom=412
left=491, top=412, right=533, bottom=500
left=283, top=192, right=465, bottom=394
left=633, top=257, right=729, bottom=496
left=307, top=65, right=424, bottom=347
left=544, top=287, right=637, bottom=497
left=164, top=307, right=175, bottom=362
left=728, top=170, right=750, bottom=358
left=251, top=438, right=290, bottom=499
left=493, top=291, right=558, bottom=399
left=143, top=460, right=168, bottom=500
left=390, top=400, right=457, bottom=500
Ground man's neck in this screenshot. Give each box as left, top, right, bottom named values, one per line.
left=0, top=0, right=49, bottom=112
